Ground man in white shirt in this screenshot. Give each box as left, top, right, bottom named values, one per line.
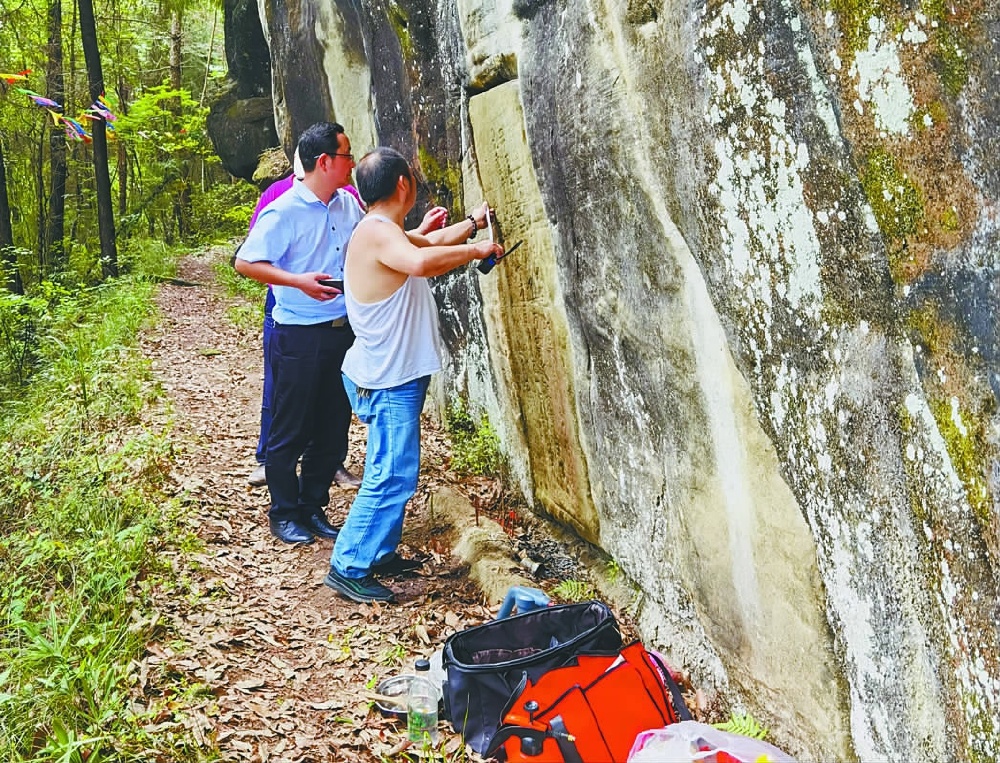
left=324, top=146, right=502, bottom=603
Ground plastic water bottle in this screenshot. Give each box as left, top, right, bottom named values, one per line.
left=407, top=658, right=439, bottom=746
left=497, top=585, right=551, bottom=619
left=427, top=648, right=446, bottom=696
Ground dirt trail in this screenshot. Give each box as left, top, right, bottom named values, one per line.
left=138, top=247, right=501, bottom=762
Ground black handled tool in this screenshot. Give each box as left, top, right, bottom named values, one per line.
left=477, top=240, right=523, bottom=275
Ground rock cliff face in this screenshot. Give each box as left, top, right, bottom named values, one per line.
left=207, top=0, right=279, bottom=179
left=224, top=0, right=1000, bottom=758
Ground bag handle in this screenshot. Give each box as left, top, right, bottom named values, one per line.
left=484, top=725, right=547, bottom=758
left=549, top=715, right=585, bottom=763
left=647, top=651, right=693, bottom=722
left=497, top=670, right=529, bottom=721
left=484, top=718, right=585, bottom=763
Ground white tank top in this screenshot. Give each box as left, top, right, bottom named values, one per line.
left=341, top=215, right=443, bottom=389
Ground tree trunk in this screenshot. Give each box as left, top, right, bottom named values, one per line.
left=170, top=11, right=183, bottom=92
left=116, top=77, right=130, bottom=218
left=78, top=0, right=117, bottom=279
left=45, top=0, right=68, bottom=272
left=34, top=125, right=46, bottom=273
left=170, top=9, right=190, bottom=240
left=0, top=142, right=24, bottom=294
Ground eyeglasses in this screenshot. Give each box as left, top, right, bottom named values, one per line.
left=313, top=152, right=354, bottom=161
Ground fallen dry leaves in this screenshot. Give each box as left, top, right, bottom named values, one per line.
left=135, top=248, right=496, bottom=762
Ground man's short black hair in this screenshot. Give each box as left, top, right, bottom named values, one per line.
left=356, top=147, right=411, bottom=205
left=296, top=122, right=345, bottom=173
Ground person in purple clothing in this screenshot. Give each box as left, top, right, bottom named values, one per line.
left=247, top=153, right=301, bottom=486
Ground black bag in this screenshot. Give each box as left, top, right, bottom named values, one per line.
left=441, top=601, right=622, bottom=755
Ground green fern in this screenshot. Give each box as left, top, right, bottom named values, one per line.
left=551, top=579, right=596, bottom=602
left=605, top=559, right=621, bottom=583
left=714, top=710, right=768, bottom=740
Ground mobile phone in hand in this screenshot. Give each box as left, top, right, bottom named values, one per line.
left=318, top=278, right=344, bottom=291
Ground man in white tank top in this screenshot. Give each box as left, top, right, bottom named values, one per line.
left=324, top=147, right=503, bottom=603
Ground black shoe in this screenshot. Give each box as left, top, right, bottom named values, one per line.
left=371, top=552, right=424, bottom=576
left=333, top=466, right=362, bottom=490
left=324, top=566, right=394, bottom=603
left=269, top=517, right=315, bottom=544
left=304, top=510, right=340, bottom=540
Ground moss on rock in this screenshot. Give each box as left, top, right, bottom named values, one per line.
left=387, top=1, right=413, bottom=61
left=417, top=146, right=462, bottom=219
left=859, top=147, right=924, bottom=279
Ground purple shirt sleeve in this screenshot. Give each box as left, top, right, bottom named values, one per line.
left=343, top=184, right=365, bottom=210
left=248, top=174, right=296, bottom=230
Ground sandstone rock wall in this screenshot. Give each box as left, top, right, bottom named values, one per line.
left=225, top=0, right=1000, bottom=758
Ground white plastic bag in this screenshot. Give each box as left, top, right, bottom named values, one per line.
left=628, top=721, right=798, bottom=763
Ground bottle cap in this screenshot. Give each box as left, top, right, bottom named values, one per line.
left=414, top=658, right=431, bottom=672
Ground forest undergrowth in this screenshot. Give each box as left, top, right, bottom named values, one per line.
left=0, top=257, right=203, bottom=760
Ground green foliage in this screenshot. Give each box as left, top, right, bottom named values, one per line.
left=377, top=643, right=408, bottom=667
left=117, top=87, right=212, bottom=159
left=550, top=579, right=597, bottom=603
left=114, top=84, right=225, bottom=243
left=213, top=259, right=266, bottom=304
left=0, top=0, right=233, bottom=289
left=117, top=238, right=182, bottom=280
left=446, top=402, right=503, bottom=476
left=714, top=710, right=769, bottom=740
left=189, top=181, right=258, bottom=241
left=0, top=290, right=52, bottom=390
left=0, top=273, right=213, bottom=761
left=224, top=302, right=262, bottom=332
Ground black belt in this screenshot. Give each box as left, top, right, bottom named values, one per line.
left=280, top=318, right=350, bottom=329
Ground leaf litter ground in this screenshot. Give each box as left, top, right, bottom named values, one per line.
left=135, top=247, right=616, bottom=762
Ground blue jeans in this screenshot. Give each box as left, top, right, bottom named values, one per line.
left=331, top=374, right=430, bottom=578
left=255, top=287, right=276, bottom=465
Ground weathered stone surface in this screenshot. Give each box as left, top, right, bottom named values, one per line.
left=469, top=81, right=598, bottom=543
left=205, top=84, right=279, bottom=180
left=223, top=0, right=272, bottom=98
left=225, top=0, right=1000, bottom=758
left=207, top=0, right=278, bottom=179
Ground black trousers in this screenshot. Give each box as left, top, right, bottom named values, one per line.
left=266, top=320, right=354, bottom=521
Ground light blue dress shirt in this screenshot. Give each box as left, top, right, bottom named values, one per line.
left=237, top=181, right=364, bottom=325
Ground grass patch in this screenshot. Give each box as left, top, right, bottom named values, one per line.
left=0, top=269, right=214, bottom=760
left=213, top=259, right=266, bottom=331
left=225, top=302, right=262, bottom=332
left=212, top=259, right=267, bottom=305
left=445, top=402, right=503, bottom=477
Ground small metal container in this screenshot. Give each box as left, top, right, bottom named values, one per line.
left=374, top=674, right=415, bottom=720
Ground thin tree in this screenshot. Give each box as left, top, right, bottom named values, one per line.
left=0, top=141, right=24, bottom=294
left=44, top=0, right=68, bottom=272
left=116, top=75, right=129, bottom=218
left=78, top=0, right=117, bottom=279
left=169, top=6, right=190, bottom=239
